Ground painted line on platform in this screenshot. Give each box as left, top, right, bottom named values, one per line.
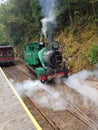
left=0, top=67, right=42, bottom=130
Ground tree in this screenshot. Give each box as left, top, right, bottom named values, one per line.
left=0, top=0, right=41, bottom=45
left=89, top=0, right=98, bottom=19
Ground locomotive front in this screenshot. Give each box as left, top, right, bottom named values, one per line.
left=38, top=41, right=68, bottom=82
left=44, top=41, right=62, bottom=67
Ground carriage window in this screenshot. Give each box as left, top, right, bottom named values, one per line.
left=0, top=51, right=2, bottom=56
left=7, top=50, right=13, bottom=56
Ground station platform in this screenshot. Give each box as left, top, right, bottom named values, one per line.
left=0, top=67, right=42, bottom=130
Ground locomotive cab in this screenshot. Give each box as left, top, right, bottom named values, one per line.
left=23, top=42, right=40, bottom=66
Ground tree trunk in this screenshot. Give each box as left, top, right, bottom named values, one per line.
left=92, top=3, right=96, bottom=19
left=69, top=2, right=73, bottom=25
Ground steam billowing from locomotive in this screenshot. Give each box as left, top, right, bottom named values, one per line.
left=38, top=0, right=58, bottom=44
left=23, top=0, right=68, bottom=83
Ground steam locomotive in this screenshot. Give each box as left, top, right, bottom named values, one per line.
left=23, top=41, right=68, bottom=82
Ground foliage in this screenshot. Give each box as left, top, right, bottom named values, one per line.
left=0, top=0, right=98, bottom=49
left=0, top=0, right=41, bottom=45
left=56, top=0, right=98, bottom=32
left=0, top=23, right=5, bottom=43
left=88, top=44, right=98, bottom=64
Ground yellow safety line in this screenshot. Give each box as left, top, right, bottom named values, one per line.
left=0, top=67, right=42, bottom=130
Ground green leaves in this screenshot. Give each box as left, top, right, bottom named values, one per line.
left=88, top=44, right=98, bottom=64
left=0, top=0, right=41, bottom=45
left=0, top=0, right=98, bottom=46
left=0, top=23, right=5, bottom=43
left=89, top=0, right=98, bottom=4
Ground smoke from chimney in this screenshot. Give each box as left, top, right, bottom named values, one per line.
left=38, top=0, right=58, bottom=44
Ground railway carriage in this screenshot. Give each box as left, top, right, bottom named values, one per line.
left=0, top=45, right=14, bottom=65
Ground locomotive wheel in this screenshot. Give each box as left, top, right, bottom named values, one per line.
left=41, top=80, right=46, bottom=83
left=46, top=67, right=53, bottom=75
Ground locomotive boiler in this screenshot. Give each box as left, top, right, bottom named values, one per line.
left=23, top=41, right=68, bottom=82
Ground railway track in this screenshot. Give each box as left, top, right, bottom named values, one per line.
left=23, top=96, right=61, bottom=130
left=66, top=104, right=97, bottom=130
left=2, top=64, right=98, bottom=130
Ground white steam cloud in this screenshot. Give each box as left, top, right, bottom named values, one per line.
left=11, top=79, right=67, bottom=111
left=10, top=65, right=98, bottom=111
left=64, top=69, right=98, bottom=106
left=38, top=0, right=58, bottom=38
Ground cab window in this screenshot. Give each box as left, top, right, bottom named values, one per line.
left=7, top=50, right=13, bottom=56
left=29, top=46, right=34, bottom=51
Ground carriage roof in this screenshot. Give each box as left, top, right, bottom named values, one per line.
left=0, top=45, right=13, bottom=49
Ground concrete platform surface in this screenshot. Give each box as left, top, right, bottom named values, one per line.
left=0, top=67, right=42, bottom=130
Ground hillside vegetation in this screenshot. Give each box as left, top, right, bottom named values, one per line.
left=57, top=24, right=98, bottom=72
left=0, top=0, right=98, bottom=72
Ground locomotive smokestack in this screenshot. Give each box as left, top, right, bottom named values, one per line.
left=47, top=22, right=55, bottom=49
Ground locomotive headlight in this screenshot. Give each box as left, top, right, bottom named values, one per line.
left=52, top=41, right=59, bottom=50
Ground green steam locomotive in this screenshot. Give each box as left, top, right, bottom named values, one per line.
left=23, top=41, right=68, bottom=82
